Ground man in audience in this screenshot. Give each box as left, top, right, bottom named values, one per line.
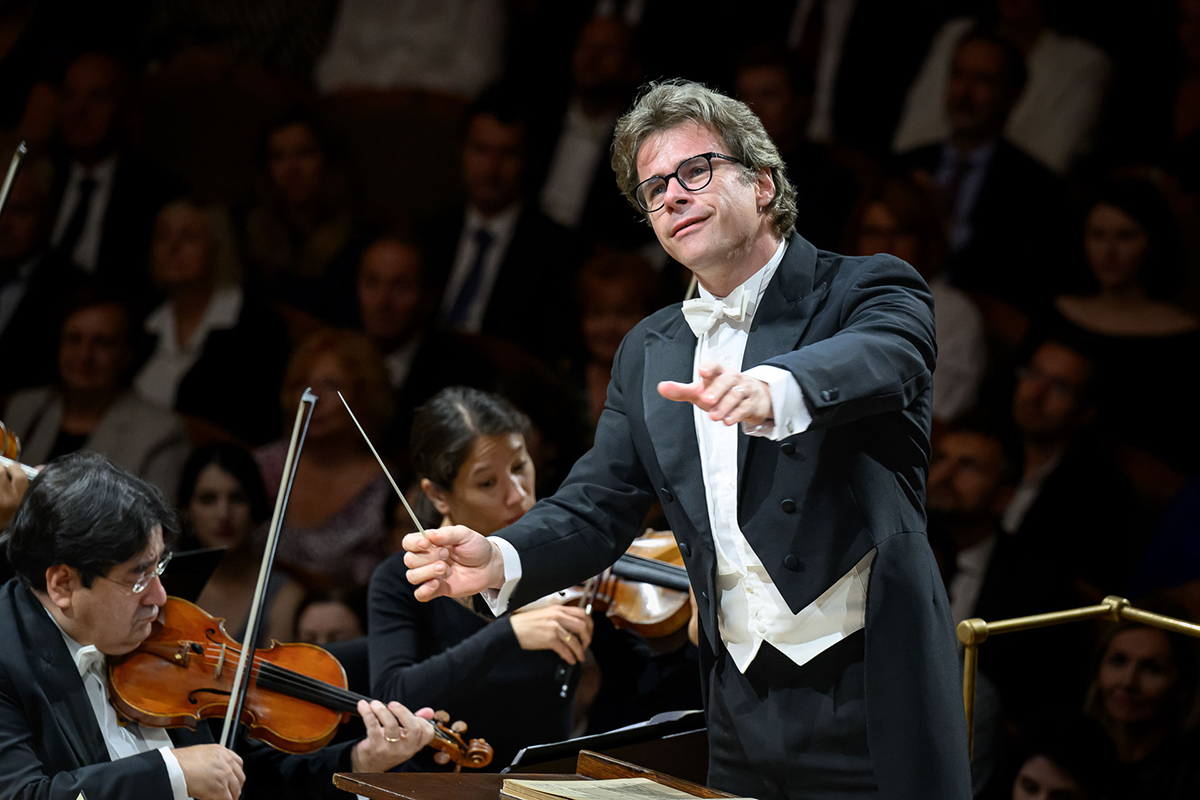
left=0, top=156, right=87, bottom=396
left=1006, top=338, right=1143, bottom=598
left=0, top=452, right=434, bottom=800
left=50, top=51, right=183, bottom=307
left=896, top=27, right=1077, bottom=313
left=422, top=86, right=580, bottom=368
left=533, top=15, right=650, bottom=252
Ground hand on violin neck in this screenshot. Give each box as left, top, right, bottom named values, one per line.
left=658, top=363, right=773, bottom=428
left=352, top=699, right=436, bottom=772
left=510, top=605, right=593, bottom=664
left=173, top=744, right=245, bottom=800
left=402, top=525, right=505, bottom=602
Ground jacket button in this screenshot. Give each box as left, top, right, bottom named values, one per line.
left=660, top=487, right=674, bottom=503
left=781, top=499, right=796, bottom=513
left=821, top=388, right=839, bottom=402
left=784, top=554, right=802, bottom=571
left=781, top=443, right=795, bottom=456
left=678, top=541, right=691, bottom=557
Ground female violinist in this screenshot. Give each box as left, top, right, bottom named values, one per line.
left=368, top=387, right=592, bottom=770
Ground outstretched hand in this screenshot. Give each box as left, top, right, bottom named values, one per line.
left=402, top=525, right=505, bottom=602
left=658, top=363, right=773, bottom=428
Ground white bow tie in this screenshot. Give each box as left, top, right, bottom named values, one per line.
left=680, top=288, right=749, bottom=337
left=74, top=644, right=106, bottom=679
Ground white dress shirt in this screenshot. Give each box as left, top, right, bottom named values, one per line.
left=787, top=0, right=859, bottom=144
left=135, top=285, right=244, bottom=409
left=50, top=156, right=119, bottom=274
left=438, top=205, right=520, bottom=333
left=948, top=534, right=997, bottom=626
left=47, top=610, right=189, bottom=799
left=538, top=100, right=619, bottom=230
left=490, top=239, right=875, bottom=673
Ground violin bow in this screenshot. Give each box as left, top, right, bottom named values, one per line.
left=219, top=388, right=318, bottom=750
left=0, top=141, right=27, bottom=221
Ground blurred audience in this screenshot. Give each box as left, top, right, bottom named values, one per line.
left=242, top=107, right=363, bottom=329
left=134, top=198, right=291, bottom=445
left=49, top=51, right=184, bottom=304
left=895, top=0, right=1113, bottom=174
left=734, top=44, right=859, bottom=252
left=0, top=154, right=87, bottom=395
left=255, top=330, right=392, bottom=588
left=422, top=86, right=580, bottom=369
left=1005, top=716, right=1116, bottom=800
left=295, top=587, right=367, bottom=645
left=896, top=26, right=1078, bottom=315
left=4, top=292, right=189, bottom=502
left=177, top=442, right=302, bottom=643
left=844, top=175, right=986, bottom=424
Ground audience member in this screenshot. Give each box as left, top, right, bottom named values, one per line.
left=895, top=26, right=1078, bottom=314
left=894, top=0, right=1113, bottom=174
left=422, top=86, right=580, bottom=369
left=1004, top=337, right=1144, bottom=599
left=844, top=175, right=986, bottom=423
left=4, top=293, right=189, bottom=502
left=242, top=107, right=363, bottom=328
left=1006, top=716, right=1117, bottom=800
left=49, top=51, right=184, bottom=305
left=313, top=0, right=505, bottom=102
left=574, top=251, right=666, bottom=431
left=1085, top=606, right=1200, bottom=800
left=255, top=330, right=392, bottom=589
left=0, top=155, right=87, bottom=395
left=734, top=44, right=859, bottom=251
left=134, top=198, right=291, bottom=446
left=532, top=15, right=649, bottom=251
left=927, top=416, right=1086, bottom=727
left=1044, top=178, right=1200, bottom=473
left=296, top=587, right=367, bottom=646
left=369, top=386, right=592, bottom=771
left=177, top=442, right=303, bottom=644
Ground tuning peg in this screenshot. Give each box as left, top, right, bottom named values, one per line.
left=433, top=709, right=450, bottom=724
left=451, top=720, right=467, bottom=733
left=433, top=752, right=451, bottom=765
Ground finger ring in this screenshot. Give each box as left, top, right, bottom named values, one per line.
left=733, top=385, right=745, bottom=395
left=385, top=735, right=403, bottom=743
left=562, top=633, right=572, bottom=643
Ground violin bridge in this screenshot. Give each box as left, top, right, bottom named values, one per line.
left=215, top=643, right=227, bottom=680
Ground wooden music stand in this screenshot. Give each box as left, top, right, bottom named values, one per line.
left=333, top=751, right=737, bottom=800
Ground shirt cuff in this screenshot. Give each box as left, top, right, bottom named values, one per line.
left=742, top=366, right=812, bottom=441
left=159, top=748, right=189, bottom=800
left=480, top=536, right=522, bottom=615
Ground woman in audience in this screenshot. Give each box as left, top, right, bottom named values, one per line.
left=5, top=291, right=189, bottom=501
left=1084, top=606, right=1200, bottom=799
left=1046, top=177, right=1200, bottom=472
left=295, top=587, right=368, bottom=645
left=178, top=442, right=303, bottom=643
left=1007, top=716, right=1115, bottom=800
left=256, top=330, right=392, bottom=588
left=369, top=386, right=593, bottom=771
left=134, top=197, right=291, bottom=446
left=845, top=175, right=987, bottom=424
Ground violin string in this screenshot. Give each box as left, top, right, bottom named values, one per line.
left=191, top=648, right=459, bottom=746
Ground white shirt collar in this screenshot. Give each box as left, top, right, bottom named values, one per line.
left=465, top=202, right=521, bottom=240
left=68, top=154, right=120, bottom=188
left=696, top=237, right=788, bottom=322
left=42, top=603, right=104, bottom=679
left=144, top=284, right=244, bottom=350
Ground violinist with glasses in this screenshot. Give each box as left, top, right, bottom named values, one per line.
left=0, top=452, right=434, bottom=800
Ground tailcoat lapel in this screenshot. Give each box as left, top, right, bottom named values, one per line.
left=18, top=585, right=112, bottom=767
left=643, top=313, right=713, bottom=543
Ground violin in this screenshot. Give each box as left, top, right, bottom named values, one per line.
left=108, top=596, right=494, bottom=770
left=564, top=530, right=692, bottom=639
left=0, top=420, right=38, bottom=478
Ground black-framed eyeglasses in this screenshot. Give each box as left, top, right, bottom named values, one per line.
left=101, top=551, right=173, bottom=594
left=634, top=152, right=741, bottom=213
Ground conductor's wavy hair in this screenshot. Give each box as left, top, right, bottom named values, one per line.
left=610, top=79, right=797, bottom=239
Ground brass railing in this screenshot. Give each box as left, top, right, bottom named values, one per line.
left=957, top=595, right=1200, bottom=757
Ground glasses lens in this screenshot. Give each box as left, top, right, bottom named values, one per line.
left=676, top=156, right=712, bottom=191
left=636, top=178, right=667, bottom=211
left=133, top=553, right=172, bottom=593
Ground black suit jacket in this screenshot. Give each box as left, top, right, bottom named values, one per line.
left=496, top=234, right=971, bottom=799
left=421, top=205, right=581, bottom=368
left=896, top=138, right=1082, bottom=311
left=0, top=580, right=354, bottom=800
left=0, top=251, right=87, bottom=397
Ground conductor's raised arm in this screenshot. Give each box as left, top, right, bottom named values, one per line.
left=401, top=525, right=506, bottom=602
